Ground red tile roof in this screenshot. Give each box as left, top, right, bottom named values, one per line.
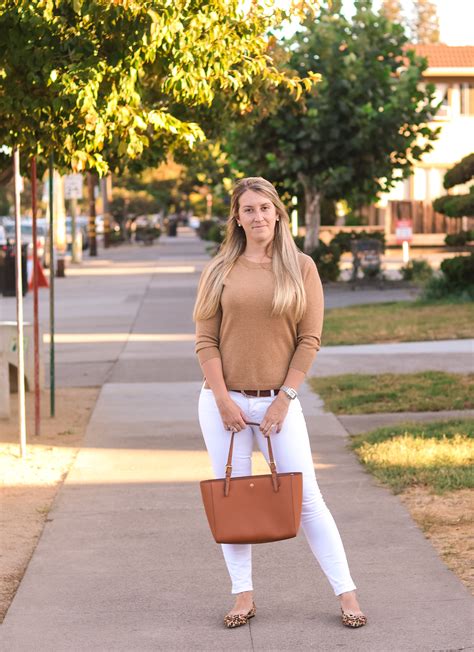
left=405, top=44, right=474, bottom=68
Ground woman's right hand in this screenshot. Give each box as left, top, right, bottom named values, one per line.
left=216, top=396, right=248, bottom=432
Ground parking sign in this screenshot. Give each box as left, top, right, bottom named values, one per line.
left=64, top=174, right=84, bottom=200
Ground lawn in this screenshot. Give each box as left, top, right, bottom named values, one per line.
left=323, top=299, right=473, bottom=346
left=308, top=371, right=473, bottom=414
left=349, top=418, right=474, bottom=494
left=349, top=418, right=474, bottom=592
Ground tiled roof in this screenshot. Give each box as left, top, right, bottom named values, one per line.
left=405, top=44, right=474, bottom=68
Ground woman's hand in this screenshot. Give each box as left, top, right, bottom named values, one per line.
left=260, top=394, right=290, bottom=436
left=216, top=396, right=249, bottom=433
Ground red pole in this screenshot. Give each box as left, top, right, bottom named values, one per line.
left=31, top=157, right=40, bottom=436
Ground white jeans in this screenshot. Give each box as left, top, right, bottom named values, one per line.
left=198, top=385, right=357, bottom=596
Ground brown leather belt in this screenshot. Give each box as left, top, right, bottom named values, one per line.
left=203, top=381, right=279, bottom=397
left=232, top=389, right=280, bottom=397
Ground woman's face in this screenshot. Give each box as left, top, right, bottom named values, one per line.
left=237, top=189, right=278, bottom=245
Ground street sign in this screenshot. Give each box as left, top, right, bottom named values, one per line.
left=396, top=219, right=413, bottom=243
left=64, top=174, right=84, bottom=199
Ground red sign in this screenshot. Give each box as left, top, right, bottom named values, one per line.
left=396, top=219, right=413, bottom=243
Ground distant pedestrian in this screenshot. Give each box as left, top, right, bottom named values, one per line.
left=193, top=177, right=367, bottom=629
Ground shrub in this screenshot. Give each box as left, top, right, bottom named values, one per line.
left=440, top=253, right=474, bottom=291
left=400, top=259, right=434, bottom=284
left=198, top=219, right=221, bottom=241
left=444, top=230, right=474, bottom=247
left=308, top=240, right=342, bottom=282
left=293, top=235, right=305, bottom=251
left=421, top=253, right=474, bottom=301
left=344, top=212, right=364, bottom=226
left=109, top=230, right=126, bottom=245
left=135, top=225, right=161, bottom=243
left=330, top=230, right=386, bottom=254
left=207, top=223, right=226, bottom=243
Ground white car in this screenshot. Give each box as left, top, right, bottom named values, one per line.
left=189, top=216, right=201, bottom=230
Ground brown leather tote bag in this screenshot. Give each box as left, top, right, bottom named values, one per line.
left=200, top=422, right=303, bottom=544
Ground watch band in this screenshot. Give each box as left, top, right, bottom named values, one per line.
left=280, top=385, right=298, bottom=400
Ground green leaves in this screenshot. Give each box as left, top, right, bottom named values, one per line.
left=0, top=0, right=312, bottom=175
left=228, top=0, right=439, bottom=209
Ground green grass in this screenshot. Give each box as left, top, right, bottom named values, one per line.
left=308, top=371, right=473, bottom=414
left=323, top=299, right=474, bottom=346
left=349, top=419, right=474, bottom=494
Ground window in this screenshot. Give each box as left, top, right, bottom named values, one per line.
left=434, top=84, right=452, bottom=120
left=460, top=83, right=474, bottom=116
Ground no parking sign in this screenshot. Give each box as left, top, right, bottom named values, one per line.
left=396, top=219, right=413, bottom=244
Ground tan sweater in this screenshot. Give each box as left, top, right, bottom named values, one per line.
left=195, top=253, right=324, bottom=389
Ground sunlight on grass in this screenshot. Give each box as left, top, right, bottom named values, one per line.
left=358, top=433, right=472, bottom=467
left=350, top=419, right=474, bottom=494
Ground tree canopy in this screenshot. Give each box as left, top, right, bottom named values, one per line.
left=227, top=0, right=441, bottom=251
left=433, top=153, right=474, bottom=218
left=0, top=0, right=312, bottom=176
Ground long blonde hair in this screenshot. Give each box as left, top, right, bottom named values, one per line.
left=193, top=177, right=307, bottom=322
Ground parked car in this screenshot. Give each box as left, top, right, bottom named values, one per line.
left=66, top=216, right=89, bottom=250
left=20, top=218, right=48, bottom=267
left=188, top=216, right=201, bottom=230
left=0, top=218, right=47, bottom=267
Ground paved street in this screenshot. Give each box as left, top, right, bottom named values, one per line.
left=0, top=229, right=472, bottom=651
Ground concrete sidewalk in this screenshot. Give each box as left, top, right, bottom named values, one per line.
left=0, top=230, right=472, bottom=651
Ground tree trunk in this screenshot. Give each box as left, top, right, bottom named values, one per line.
left=299, top=173, right=321, bottom=253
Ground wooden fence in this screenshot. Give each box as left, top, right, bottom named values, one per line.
left=389, top=200, right=473, bottom=234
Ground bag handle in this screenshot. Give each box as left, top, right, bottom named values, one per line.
left=224, top=422, right=279, bottom=497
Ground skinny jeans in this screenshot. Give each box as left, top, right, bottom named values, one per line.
left=198, top=385, right=357, bottom=596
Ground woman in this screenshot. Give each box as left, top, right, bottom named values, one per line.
left=193, top=177, right=367, bottom=630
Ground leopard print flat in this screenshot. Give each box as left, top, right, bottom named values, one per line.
left=340, top=607, right=367, bottom=628
left=223, top=602, right=256, bottom=628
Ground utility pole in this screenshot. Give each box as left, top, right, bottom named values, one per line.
left=49, top=155, right=55, bottom=417
left=88, top=171, right=97, bottom=256
left=13, top=147, right=27, bottom=457
left=31, top=156, right=41, bottom=436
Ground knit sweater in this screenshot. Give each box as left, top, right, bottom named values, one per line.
left=195, top=253, right=324, bottom=390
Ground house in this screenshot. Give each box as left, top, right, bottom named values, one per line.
left=368, top=44, right=474, bottom=244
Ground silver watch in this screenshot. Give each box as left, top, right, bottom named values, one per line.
left=280, top=385, right=298, bottom=400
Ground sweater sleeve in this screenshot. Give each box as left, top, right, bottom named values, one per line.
left=195, top=305, right=222, bottom=365
left=288, top=256, right=324, bottom=374
left=195, top=263, right=222, bottom=365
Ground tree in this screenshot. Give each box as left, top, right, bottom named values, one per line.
left=381, top=0, right=404, bottom=24
left=0, top=0, right=312, bottom=176
left=411, top=0, right=440, bottom=44
left=433, top=153, right=474, bottom=218
left=227, top=0, right=441, bottom=252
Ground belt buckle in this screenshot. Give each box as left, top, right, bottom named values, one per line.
left=241, top=389, right=259, bottom=397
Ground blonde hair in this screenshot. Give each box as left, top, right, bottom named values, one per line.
left=193, top=177, right=307, bottom=322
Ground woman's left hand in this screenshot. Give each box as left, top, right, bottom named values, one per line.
left=260, top=394, right=290, bottom=436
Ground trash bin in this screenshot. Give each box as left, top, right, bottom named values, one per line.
left=0, top=243, right=28, bottom=296
left=167, top=217, right=178, bottom=237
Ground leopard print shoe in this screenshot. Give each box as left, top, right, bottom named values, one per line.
left=340, top=607, right=367, bottom=628
left=223, top=602, right=256, bottom=628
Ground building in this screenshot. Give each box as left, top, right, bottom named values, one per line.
left=370, top=44, right=474, bottom=244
